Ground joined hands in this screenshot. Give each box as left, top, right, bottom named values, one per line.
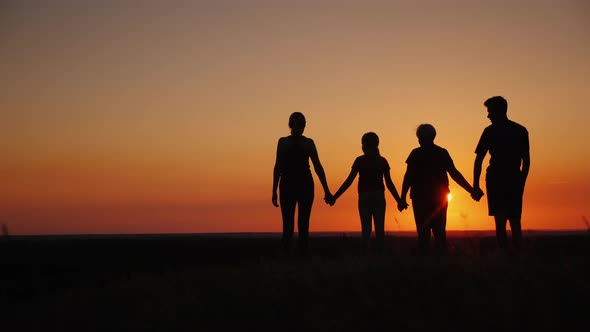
left=471, top=187, right=484, bottom=202
left=397, top=200, right=409, bottom=212
left=324, top=193, right=336, bottom=206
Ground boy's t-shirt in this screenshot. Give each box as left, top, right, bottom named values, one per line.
left=406, top=144, right=453, bottom=201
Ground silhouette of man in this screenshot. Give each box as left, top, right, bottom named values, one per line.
left=473, top=96, right=530, bottom=251
left=400, top=124, right=481, bottom=254
left=272, top=112, right=332, bottom=256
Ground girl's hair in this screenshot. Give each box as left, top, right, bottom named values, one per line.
left=361, top=132, right=380, bottom=162
left=288, top=112, right=306, bottom=129
left=362, top=132, right=381, bottom=172
left=362, top=132, right=380, bottom=154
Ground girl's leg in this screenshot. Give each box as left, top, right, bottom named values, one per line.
left=358, top=195, right=373, bottom=255
left=373, top=195, right=386, bottom=254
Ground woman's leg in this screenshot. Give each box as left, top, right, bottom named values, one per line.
left=280, top=195, right=296, bottom=254
left=297, top=195, right=314, bottom=255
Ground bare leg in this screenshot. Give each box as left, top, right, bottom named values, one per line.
left=494, top=215, right=508, bottom=249
left=509, top=217, right=522, bottom=251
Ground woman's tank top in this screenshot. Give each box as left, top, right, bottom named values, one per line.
left=280, top=136, right=311, bottom=177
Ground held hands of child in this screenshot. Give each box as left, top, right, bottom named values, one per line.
left=324, top=193, right=336, bottom=206
left=397, top=199, right=409, bottom=212
left=471, top=187, right=484, bottom=202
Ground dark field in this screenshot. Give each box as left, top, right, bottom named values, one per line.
left=2, top=232, right=590, bottom=331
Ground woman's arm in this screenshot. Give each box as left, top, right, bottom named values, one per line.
left=272, top=139, right=283, bottom=207
left=308, top=139, right=332, bottom=198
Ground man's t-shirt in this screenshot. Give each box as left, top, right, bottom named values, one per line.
left=352, top=154, right=390, bottom=193
left=406, top=145, right=454, bottom=200
left=475, top=120, right=529, bottom=174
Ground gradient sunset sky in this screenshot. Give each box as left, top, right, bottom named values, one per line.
left=2, top=0, right=589, bottom=235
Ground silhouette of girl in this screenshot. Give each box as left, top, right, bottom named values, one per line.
left=328, top=132, right=405, bottom=254
left=272, top=112, right=332, bottom=255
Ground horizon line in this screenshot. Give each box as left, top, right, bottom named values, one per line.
left=4, top=229, right=588, bottom=239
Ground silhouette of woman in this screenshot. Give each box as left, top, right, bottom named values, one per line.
left=272, top=112, right=332, bottom=255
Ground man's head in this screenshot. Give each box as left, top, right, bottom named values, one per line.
left=484, top=96, right=508, bottom=124
left=416, top=124, right=436, bottom=146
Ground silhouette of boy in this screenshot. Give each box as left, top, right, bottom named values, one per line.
left=473, top=96, right=530, bottom=251
left=401, top=124, right=481, bottom=254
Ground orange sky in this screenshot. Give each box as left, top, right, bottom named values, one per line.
left=2, top=1, right=589, bottom=235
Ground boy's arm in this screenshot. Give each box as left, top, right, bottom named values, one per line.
left=400, top=165, right=411, bottom=203
left=397, top=165, right=412, bottom=211
left=449, top=167, right=474, bottom=194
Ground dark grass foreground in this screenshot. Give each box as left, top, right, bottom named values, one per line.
left=2, top=233, right=589, bottom=331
